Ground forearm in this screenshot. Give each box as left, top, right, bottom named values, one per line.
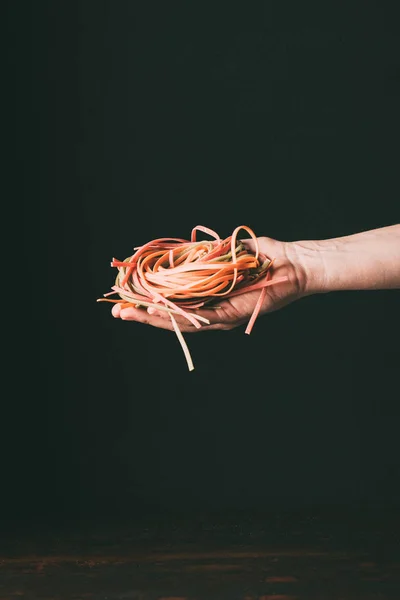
left=288, top=224, right=400, bottom=294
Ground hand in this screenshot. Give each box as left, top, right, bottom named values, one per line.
left=111, top=236, right=307, bottom=332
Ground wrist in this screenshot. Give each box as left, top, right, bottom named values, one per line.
left=284, top=240, right=328, bottom=296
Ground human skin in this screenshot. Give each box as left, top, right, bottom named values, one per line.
left=111, top=224, right=400, bottom=332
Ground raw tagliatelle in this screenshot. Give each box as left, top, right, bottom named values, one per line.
left=97, top=225, right=289, bottom=371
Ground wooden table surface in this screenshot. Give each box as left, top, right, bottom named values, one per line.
left=1, top=509, right=399, bottom=599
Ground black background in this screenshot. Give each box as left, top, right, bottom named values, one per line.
left=6, top=1, right=400, bottom=528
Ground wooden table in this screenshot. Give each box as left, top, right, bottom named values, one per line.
left=1, top=509, right=399, bottom=599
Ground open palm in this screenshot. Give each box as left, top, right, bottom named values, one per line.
left=111, top=237, right=304, bottom=332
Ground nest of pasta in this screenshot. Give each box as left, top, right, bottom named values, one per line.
left=98, top=225, right=288, bottom=370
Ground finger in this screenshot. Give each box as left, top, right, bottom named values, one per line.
left=241, top=237, right=258, bottom=253
left=119, top=306, right=173, bottom=329
left=154, top=305, right=229, bottom=328
left=112, top=303, right=122, bottom=318
left=147, top=306, right=170, bottom=319
left=119, top=306, right=199, bottom=332
left=119, top=306, right=225, bottom=333
left=145, top=303, right=226, bottom=327
left=241, top=236, right=277, bottom=260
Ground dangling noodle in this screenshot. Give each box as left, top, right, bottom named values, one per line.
left=97, top=225, right=288, bottom=370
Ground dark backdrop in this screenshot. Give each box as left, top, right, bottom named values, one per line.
left=6, top=1, right=400, bottom=527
